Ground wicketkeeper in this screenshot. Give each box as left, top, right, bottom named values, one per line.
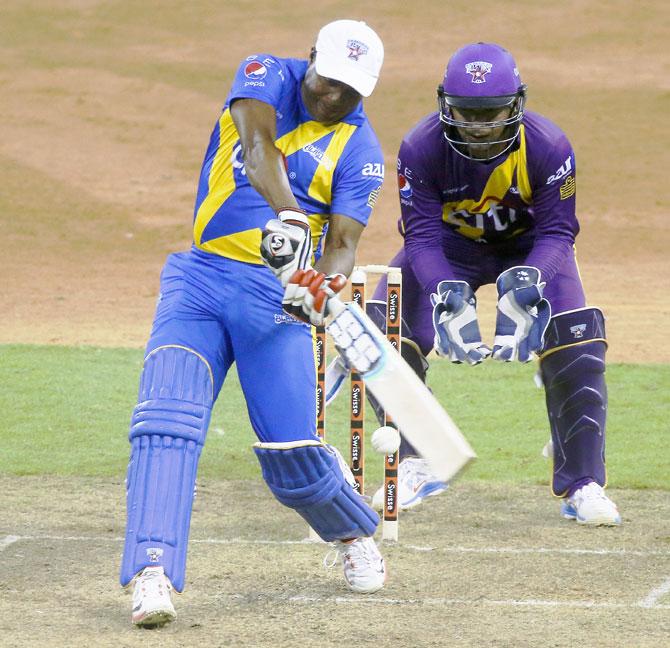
left=328, top=42, right=621, bottom=527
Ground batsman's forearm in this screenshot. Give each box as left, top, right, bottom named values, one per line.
left=315, top=244, right=356, bottom=278
left=243, top=140, right=299, bottom=213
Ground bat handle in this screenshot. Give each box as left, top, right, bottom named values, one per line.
left=326, top=295, right=346, bottom=318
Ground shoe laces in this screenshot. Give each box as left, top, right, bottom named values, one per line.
left=573, top=481, right=607, bottom=503
left=137, top=567, right=171, bottom=596
left=323, top=538, right=377, bottom=571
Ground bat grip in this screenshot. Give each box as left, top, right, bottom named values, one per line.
left=326, top=295, right=346, bottom=318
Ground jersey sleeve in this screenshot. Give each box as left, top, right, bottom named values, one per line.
left=524, top=133, right=579, bottom=281
left=398, top=139, right=457, bottom=295
left=329, top=135, right=385, bottom=227
left=226, top=54, right=286, bottom=109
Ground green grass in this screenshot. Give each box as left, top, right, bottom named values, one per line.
left=1, top=345, right=668, bottom=490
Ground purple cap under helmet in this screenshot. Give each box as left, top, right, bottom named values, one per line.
left=437, top=42, right=527, bottom=161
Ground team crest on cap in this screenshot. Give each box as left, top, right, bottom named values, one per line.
left=465, top=61, right=492, bottom=83
left=244, top=61, right=267, bottom=80
left=347, top=39, right=369, bottom=60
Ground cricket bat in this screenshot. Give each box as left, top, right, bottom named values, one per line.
left=326, top=297, right=476, bottom=483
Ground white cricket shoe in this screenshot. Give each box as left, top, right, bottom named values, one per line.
left=131, top=566, right=177, bottom=627
left=333, top=537, right=386, bottom=593
left=372, top=457, right=448, bottom=511
left=561, top=481, right=622, bottom=526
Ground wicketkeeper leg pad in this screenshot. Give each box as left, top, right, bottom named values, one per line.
left=253, top=440, right=379, bottom=541
left=540, top=308, right=608, bottom=496
left=120, top=345, right=214, bottom=592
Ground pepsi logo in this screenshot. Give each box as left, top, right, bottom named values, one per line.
left=244, top=61, right=267, bottom=80
left=398, top=173, right=412, bottom=199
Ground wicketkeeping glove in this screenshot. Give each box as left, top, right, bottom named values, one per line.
left=492, top=265, right=551, bottom=362
left=283, top=269, right=347, bottom=326
left=430, top=280, right=491, bottom=365
left=260, top=208, right=313, bottom=286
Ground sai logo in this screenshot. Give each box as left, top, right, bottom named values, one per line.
left=244, top=61, right=267, bottom=80
left=146, top=547, right=164, bottom=563
left=270, top=234, right=286, bottom=252
left=398, top=173, right=412, bottom=199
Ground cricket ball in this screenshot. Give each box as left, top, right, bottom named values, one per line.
left=371, top=425, right=401, bottom=454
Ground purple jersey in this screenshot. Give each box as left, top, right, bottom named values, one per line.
left=397, top=110, right=578, bottom=295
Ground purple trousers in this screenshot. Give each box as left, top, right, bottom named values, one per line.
left=372, top=245, right=607, bottom=496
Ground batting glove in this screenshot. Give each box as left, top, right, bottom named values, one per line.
left=492, top=265, right=551, bottom=362
left=431, top=280, right=491, bottom=365
left=283, top=269, right=347, bottom=326
left=260, top=208, right=313, bottom=287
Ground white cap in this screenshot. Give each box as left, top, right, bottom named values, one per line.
left=314, top=20, right=384, bottom=97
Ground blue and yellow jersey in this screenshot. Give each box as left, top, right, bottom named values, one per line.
left=192, top=55, right=385, bottom=264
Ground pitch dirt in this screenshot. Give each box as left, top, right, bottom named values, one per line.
left=1, top=476, right=669, bottom=648
left=1, top=0, right=668, bottom=359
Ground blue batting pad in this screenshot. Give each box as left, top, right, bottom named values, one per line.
left=254, top=440, right=379, bottom=541
left=120, top=346, right=213, bottom=592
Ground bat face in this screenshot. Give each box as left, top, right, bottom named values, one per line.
left=326, top=299, right=476, bottom=482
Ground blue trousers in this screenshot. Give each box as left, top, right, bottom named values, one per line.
left=149, top=249, right=319, bottom=442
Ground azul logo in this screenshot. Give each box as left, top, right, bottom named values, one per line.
left=302, top=143, right=334, bottom=170
left=347, top=39, right=369, bottom=60
left=570, top=324, right=587, bottom=338
left=465, top=61, right=492, bottom=83
left=146, top=547, right=163, bottom=563
left=515, top=269, right=530, bottom=281
left=362, top=162, right=384, bottom=178
left=546, top=155, right=572, bottom=184
left=398, top=173, right=412, bottom=199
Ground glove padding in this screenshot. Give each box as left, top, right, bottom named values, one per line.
left=430, top=280, right=491, bottom=365
left=260, top=208, right=313, bottom=286
left=492, top=265, right=551, bottom=362
left=283, top=269, right=347, bottom=326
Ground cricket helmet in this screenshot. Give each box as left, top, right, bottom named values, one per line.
left=437, top=42, right=527, bottom=161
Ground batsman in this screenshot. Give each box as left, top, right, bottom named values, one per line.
left=329, top=42, right=621, bottom=526
left=119, top=20, right=388, bottom=628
